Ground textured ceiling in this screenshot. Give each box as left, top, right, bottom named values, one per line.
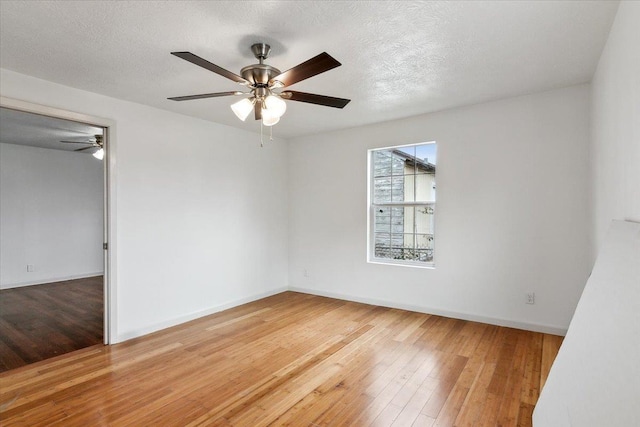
left=0, top=107, right=103, bottom=153
left=0, top=1, right=619, bottom=139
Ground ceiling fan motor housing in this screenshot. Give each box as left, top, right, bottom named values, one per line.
left=240, top=63, right=281, bottom=86
left=240, top=43, right=281, bottom=87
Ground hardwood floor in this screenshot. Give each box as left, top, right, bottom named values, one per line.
left=0, top=276, right=103, bottom=372
left=0, top=292, right=562, bottom=426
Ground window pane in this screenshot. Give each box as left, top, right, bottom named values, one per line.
left=374, top=222, right=389, bottom=233
left=373, top=175, right=405, bottom=203
left=416, top=233, right=434, bottom=250
left=390, top=206, right=404, bottom=234
left=403, top=174, right=415, bottom=202
left=391, top=233, right=404, bottom=248
left=415, top=174, right=436, bottom=202
left=414, top=249, right=433, bottom=263
left=374, top=232, right=390, bottom=246
left=389, top=247, right=404, bottom=260
left=415, top=204, right=435, bottom=234
left=391, top=176, right=406, bottom=202
left=391, top=152, right=405, bottom=175
left=396, top=145, right=417, bottom=162
left=373, top=149, right=405, bottom=177
left=374, top=207, right=404, bottom=235
left=373, top=177, right=392, bottom=203
left=374, top=233, right=390, bottom=258
left=374, top=206, right=390, bottom=232
left=373, top=150, right=392, bottom=177
left=416, top=233, right=434, bottom=262
left=415, top=144, right=437, bottom=166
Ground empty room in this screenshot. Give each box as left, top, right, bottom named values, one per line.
left=0, top=1, right=638, bottom=426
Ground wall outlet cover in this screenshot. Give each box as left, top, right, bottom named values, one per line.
left=526, top=292, right=535, bottom=304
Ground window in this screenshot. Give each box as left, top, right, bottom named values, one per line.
left=368, top=142, right=436, bottom=267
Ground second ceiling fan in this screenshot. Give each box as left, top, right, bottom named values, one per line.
left=168, top=43, right=350, bottom=127
left=60, top=134, right=104, bottom=160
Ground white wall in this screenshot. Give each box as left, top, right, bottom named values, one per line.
left=288, top=84, right=591, bottom=334
left=0, top=142, right=104, bottom=289
left=535, top=3, right=640, bottom=426
left=1, top=68, right=289, bottom=342
left=590, top=0, right=640, bottom=260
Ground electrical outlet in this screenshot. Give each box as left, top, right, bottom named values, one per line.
left=303, top=269, right=309, bottom=278
left=526, top=292, right=535, bottom=305
left=27, top=264, right=35, bottom=272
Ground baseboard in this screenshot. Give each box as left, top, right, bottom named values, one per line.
left=289, top=286, right=568, bottom=336
left=115, top=286, right=289, bottom=343
left=0, top=272, right=104, bottom=290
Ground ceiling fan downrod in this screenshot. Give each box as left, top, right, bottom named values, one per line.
left=250, top=43, right=271, bottom=64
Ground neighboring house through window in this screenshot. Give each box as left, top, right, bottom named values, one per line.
left=368, top=142, right=436, bottom=267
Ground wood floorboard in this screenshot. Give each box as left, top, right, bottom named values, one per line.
left=0, top=277, right=103, bottom=372
left=0, top=291, right=562, bottom=426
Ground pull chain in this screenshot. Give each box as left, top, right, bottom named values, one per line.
left=260, top=120, right=264, bottom=148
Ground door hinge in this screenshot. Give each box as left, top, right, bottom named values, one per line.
left=103, top=242, right=108, bottom=250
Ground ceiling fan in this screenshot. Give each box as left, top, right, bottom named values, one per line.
left=60, top=134, right=104, bottom=160
left=168, top=43, right=350, bottom=127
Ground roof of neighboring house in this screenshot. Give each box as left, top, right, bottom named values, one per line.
left=392, top=150, right=436, bottom=173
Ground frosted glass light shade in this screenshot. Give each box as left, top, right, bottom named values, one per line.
left=264, top=95, right=286, bottom=118
left=262, top=107, right=280, bottom=126
left=231, top=98, right=254, bottom=121
left=93, top=148, right=104, bottom=160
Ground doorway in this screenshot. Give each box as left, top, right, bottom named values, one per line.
left=0, top=99, right=114, bottom=371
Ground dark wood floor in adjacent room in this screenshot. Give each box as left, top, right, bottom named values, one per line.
left=0, top=291, right=562, bottom=426
left=0, top=276, right=103, bottom=372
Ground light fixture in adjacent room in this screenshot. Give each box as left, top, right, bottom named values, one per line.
left=60, top=134, right=104, bottom=160
left=92, top=148, right=104, bottom=160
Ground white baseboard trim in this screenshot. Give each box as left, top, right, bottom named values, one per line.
left=115, top=286, right=289, bottom=343
left=0, top=272, right=104, bottom=290
left=289, top=286, right=567, bottom=336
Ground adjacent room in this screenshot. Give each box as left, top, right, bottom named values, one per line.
left=0, top=108, right=105, bottom=371
left=0, top=1, right=637, bottom=426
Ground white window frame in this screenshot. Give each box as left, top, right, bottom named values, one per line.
left=367, top=141, right=436, bottom=269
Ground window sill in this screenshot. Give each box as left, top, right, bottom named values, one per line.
left=367, top=258, right=435, bottom=269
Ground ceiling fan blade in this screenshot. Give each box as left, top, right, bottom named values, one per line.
left=282, top=91, right=351, bottom=109
left=74, top=146, right=96, bottom=152
left=269, top=52, right=341, bottom=87
left=168, top=91, right=242, bottom=101
left=171, top=52, right=249, bottom=85
left=60, top=140, right=94, bottom=144
left=254, top=100, right=262, bottom=120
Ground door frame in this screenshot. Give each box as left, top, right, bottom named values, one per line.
left=1, top=96, right=117, bottom=344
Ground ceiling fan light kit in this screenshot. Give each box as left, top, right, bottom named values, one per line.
left=261, top=108, right=280, bottom=127
left=230, top=97, right=255, bottom=121
left=168, top=43, right=350, bottom=140
left=263, top=95, right=287, bottom=118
